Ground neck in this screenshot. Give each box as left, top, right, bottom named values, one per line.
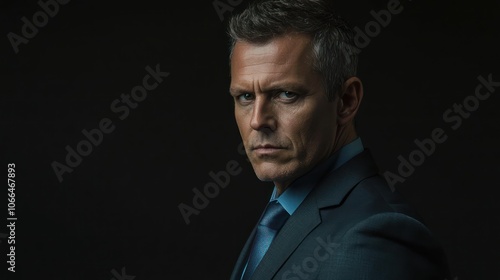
left=331, top=122, right=358, bottom=156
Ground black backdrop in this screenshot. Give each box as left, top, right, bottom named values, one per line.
left=1, top=0, right=499, bottom=279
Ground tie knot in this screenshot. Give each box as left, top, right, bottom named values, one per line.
left=259, top=201, right=289, bottom=230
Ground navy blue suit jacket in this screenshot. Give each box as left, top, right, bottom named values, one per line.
left=230, top=149, right=451, bottom=280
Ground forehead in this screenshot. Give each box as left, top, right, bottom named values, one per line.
left=230, top=33, right=315, bottom=81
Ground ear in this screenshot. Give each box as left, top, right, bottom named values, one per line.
left=337, top=76, right=363, bottom=126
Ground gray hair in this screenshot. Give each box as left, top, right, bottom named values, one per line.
left=227, top=0, right=359, bottom=102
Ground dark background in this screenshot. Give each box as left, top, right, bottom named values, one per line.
left=1, top=0, right=499, bottom=279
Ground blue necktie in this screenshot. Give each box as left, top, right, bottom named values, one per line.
left=242, top=200, right=290, bottom=280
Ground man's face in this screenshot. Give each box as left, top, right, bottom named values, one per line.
left=230, top=33, right=340, bottom=192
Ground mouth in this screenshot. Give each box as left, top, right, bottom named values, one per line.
left=252, top=144, right=284, bottom=155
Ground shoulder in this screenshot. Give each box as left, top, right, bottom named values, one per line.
left=316, top=172, right=424, bottom=231
left=317, top=210, right=451, bottom=279
left=314, top=174, right=451, bottom=279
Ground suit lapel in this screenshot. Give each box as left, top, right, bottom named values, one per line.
left=248, top=149, right=379, bottom=279
left=314, top=149, right=379, bottom=208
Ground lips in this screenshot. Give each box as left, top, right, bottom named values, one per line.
left=253, top=144, right=282, bottom=150
left=252, top=144, right=284, bottom=155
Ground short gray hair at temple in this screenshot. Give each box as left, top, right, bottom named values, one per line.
left=227, top=0, right=359, bottom=102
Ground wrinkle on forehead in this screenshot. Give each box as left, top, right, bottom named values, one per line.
left=230, top=33, right=316, bottom=92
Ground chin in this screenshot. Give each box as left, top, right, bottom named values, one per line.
left=252, top=161, right=297, bottom=184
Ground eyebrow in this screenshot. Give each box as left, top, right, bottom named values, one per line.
left=229, top=82, right=309, bottom=96
left=229, top=87, right=250, bottom=96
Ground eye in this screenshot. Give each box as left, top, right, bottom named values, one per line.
left=236, top=93, right=254, bottom=103
left=277, top=91, right=298, bottom=101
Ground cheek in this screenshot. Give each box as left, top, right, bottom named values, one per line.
left=282, top=114, right=315, bottom=150
left=235, top=110, right=248, bottom=133
left=286, top=106, right=335, bottom=155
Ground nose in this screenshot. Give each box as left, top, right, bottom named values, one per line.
left=250, top=97, right=277, bottom=132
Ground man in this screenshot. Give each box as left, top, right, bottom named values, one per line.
left=227, top=0, right=451, bottom=279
